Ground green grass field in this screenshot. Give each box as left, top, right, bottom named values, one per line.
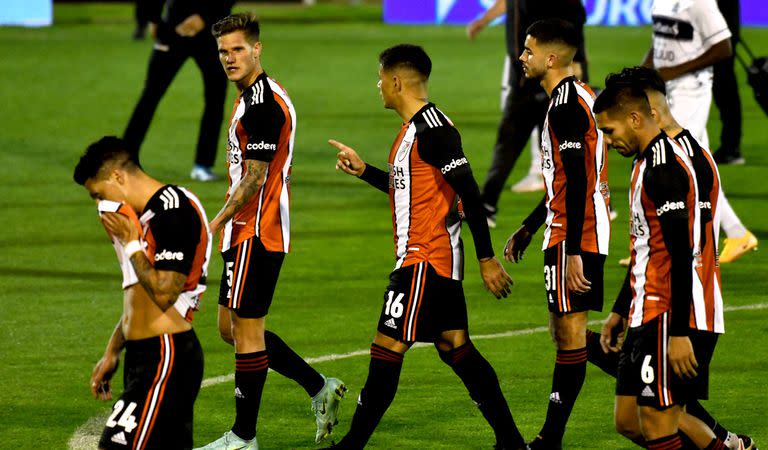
left=0, top=3, right=766, bottom=448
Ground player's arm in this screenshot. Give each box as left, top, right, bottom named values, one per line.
left=329, top=139, right=389, bottom=193
left=646, top=161, right=698, bottom=378
left=466, top=0, right=506, bottom=40
left=418, top=127, right=512, bottom=299
left=599, top=268, right=632, bottom=353
left=657, top=39, right=731, bottom=81
left=90, top=317, right=125, bottom=401
left=551, top=101, right=592, bottom=293
left=209, top=159, right=268, bottom=233
left=211, top=102, right=282, bottom=234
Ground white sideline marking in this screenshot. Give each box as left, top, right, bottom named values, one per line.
left=68, top=302, right=768, bottom=449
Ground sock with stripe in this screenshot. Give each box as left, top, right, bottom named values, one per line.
left=438, top=342, right=525, bottom=449
left=704, top=437, right=728, bottom=450
left=231, top=351, right=268, bottom=442
left=337, top=344, right=403, bottom=449
left=685, top=400, right=730, bottom=442
left=646, top=434, right=683, bottom=450
left=585, top=329, right=619, bottom=377
left=264, top=330, right=325, bottom=397
left=538, top=347, right=588, bottom=445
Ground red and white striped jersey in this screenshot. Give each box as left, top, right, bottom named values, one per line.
left=675, top=130, right=724, bottom=333
left=540, top=76, right=611, bottom=254
left=627, top=135, right=702, bottom=329
left=222, top=72, right=295, bottom=254
left=388, top=104, right=466, bottom=280
left=98, top=200, right=143, bottom=289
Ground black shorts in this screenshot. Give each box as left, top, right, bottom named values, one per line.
left=543, top=242, right=605, bottom=314
left=99, top=329, right=203, bottom=450
left=616, top=313, right=718, bottom=409
left=377, top=261, right=468, bottom=343
left=218, top=237, right=285, bottom=318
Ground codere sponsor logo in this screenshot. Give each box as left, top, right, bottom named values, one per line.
left=246, top=141, right=276, bottom=151
left=656, top=200, right=685, bottom=216
left=559, top=141, right=582, bottom=151
left=155, top=249, right=184, bottom=261
left=441, top=157, right=468, bottom=174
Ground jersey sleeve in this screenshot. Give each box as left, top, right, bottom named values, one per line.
left=239, top=93, right=285, bottom=163
left=645, top=161, right=694, bottom=335
left=149, top=205, right=202, bottom=276
left=550, top=102, right=590, bottom=255
left=358, top=163, right=389, bottom=193
left=693, top=0, right=731, bottom=47
left=418, top=126, right=493, bottom=260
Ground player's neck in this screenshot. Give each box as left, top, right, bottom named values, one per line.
left=237, top=66, right=264, bottom=93
left=637, top=127, right=665, bottom=157
left=396, top=95, right=429, bottom=123
left=126, top=173, right=166, bottom=213
left=541, top=67, right=574, bottom=97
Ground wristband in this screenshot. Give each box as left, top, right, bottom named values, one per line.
left=124, top=240, right=142, bottom=258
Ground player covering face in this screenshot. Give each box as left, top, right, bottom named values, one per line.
left=327, top=44, right=525, bottom=449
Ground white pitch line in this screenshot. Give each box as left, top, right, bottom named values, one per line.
left=68, top=302, right=768, bottom=449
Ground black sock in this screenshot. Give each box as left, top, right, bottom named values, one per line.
left=704, top=437, right=728, bottom=450
left=539, top=347, right=588, bottom=444
left=646, top=434, right=682, bottom=449
left=264, top=330, right=325, bottom=397
left=231, top=351, right=268, bottom=441
left=686, top=400, right=730, bottom=441
left=586, top=329, right=619, bottom=377
left=337, top=344, right=403, bottom=449
left=438, top=342, right=525, bottom=449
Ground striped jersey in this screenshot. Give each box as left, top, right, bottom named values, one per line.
left=222, top=71, right=295, bottom=253
left=101, top=186, right=212, bottom=322
left=674, top=130, right=724, bottom=333
left=540, top=76, right=611, bottom=254
left=386, top=104, right=477, bottom=280
left=627, top=134, right=701, bottom=330
left=98, top=200, right=143, bottom=289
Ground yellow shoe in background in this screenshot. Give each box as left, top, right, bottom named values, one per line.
left=719, top=231, right=758, bottom=263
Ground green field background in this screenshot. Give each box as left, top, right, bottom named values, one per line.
left=0, top=3, right=765, bottom=448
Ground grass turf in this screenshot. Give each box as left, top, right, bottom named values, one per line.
left=0, top=3, right=766, bottom=448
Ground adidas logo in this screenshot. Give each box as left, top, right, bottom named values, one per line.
left=641, top=386, right=655, bottom=397
left=549, top=392, right=562, bottom=404
left=111, top=431, right=128, bottom=445
left=235, top=387, right=245, bottom=399
left=384, top=318, right=397, bottom=329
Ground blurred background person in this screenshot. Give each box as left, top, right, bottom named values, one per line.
left=123, top=0, right=234, bottom=181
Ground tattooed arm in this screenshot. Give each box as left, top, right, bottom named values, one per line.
left=209, top=159, right=269, bottom=235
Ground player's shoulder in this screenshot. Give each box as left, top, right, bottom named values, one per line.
left=146, top=185, right=197, bottom=218
left=550, top=78, right=586, bottom=112
left=242, top=73, right=278, bottom=111
left=413, top=104, right=455, bottom=133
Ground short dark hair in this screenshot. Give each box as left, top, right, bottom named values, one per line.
left=73, top=136, right=139, bottom=185
left=593, top=83, right=653, bottom=117
left=605, top=66, right=667, bottom=95
left=379, top=44, right=432, bottom=79
left=212, top=13, right=260, bottom=43
left=526, top=19, right=581, bottom=50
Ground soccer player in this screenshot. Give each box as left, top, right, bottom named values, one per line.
left=198, top=14, right=346, bottom=450
left=327, top=43, right=524, bottom=449
left=593, top=82, right=728, bottom=450
left=75, top=136, right=211, bottom=450
left=646, top=0, right=757, bottom=263
left=502, top=19, right=610, bottom=449
left=598, top=66, right=757, bottom=450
